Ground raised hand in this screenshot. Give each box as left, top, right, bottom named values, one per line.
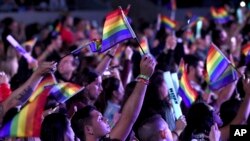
left=140, top=55, right=156, bottom=78
left=125, top=46, right=133, bottom=60
left=33, top=61, right=57, bottom=77
left=209, top=123, right=221, bottom=141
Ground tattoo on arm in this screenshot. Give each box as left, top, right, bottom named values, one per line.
left=8, top=86, right=33, bottom=106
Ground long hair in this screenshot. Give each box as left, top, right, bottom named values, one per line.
left=180, top=102, right=214, bottom=141
left=40, top=113, right=69, bottom=141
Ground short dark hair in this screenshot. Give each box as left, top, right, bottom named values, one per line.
left=184, top=55, right=201, bottom=73
left=71, top=105, right=96, bottom=141
left=74, top=67, right=99, bottom=86
left=40, top=113, right=68, bottom=141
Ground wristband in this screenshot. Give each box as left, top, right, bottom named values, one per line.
left=138, top=74, right=150, bottom=80
left=136, top=78, right=149, bottom=85
left=172, top=131, right=179, bottom=137
left=106, top=52, right=114, bottom=59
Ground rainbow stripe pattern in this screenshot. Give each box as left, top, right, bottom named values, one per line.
left=177, top=58, right=185, bottom=79
left=0, top=87, right=51, bottom=137
left=210, top=7, right=230, bottom=24
left=101, top=8, right=135, bottom=53
left=22, top=38, right=37, bottom=48
left=139, top=36, right=150, bottom=55
left=209, top=66, right=238, bottom=90
left=161, top=15, right=177, bottom=30
left=178, top=61, right=198, bottom=107
left=49, top=82, right=81, bottom=103
left=89, top=39, right=102, bottom=52
left=206, top=43, right=230, bottom=82
left=242, top=43, right=250, bottom=56
left=29, top=73, right=57, bottom=102
left=55, top=23, right=62, bottom=32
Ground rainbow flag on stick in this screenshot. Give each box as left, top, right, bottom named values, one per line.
left=178, top=62, right=198, bottom=107
left=49, top=82, right=82, bottom=103
left=0, top=87, right=52, bottom=137
left=55, top=23, right=62, bottom=33
left=29, top=73, right=57, bottom=102
left=206, top=43, right=230, bottom=82
left=161, top=15, right=177, bottom=30
left=211, top=7, right=230, bottom=24
left=101, top=7, right=136, bottom=53
left=242, top=43, right=250, bottom=56
left=22, top=38, right=37, bottom=49
left=177, top=58, right=185, bottom=79
left=139, top=36, right=150, bottom=55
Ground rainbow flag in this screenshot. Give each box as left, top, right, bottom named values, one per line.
left=101, top=8, right=136, bottom=53
left=242, top=43, right=250, bottom=56
left=206, top=43, right=230, bottom=82
left=114, top=46, right=125, bottom=59
left=29, top=73, right=57, bottom=102
left=177, top=59, right=185, bottom=79
left=210, top=7, right=230, bottom=24
left=55, top=23, right=62, bottom=33
left=187, top=16, right=205, bottom=28
left=185, top=29, right=195, bottom=42
left=161, top=15, right=177, bottom=30
left=49, top=82, right=82, bottom=103
left=22, top=38, right=37, bottom=49
left=89, top=39, right=102, bottom=52
left=0, top=87, right=51, bottom=137
left=139, top=36, right=150, bottom=55
left=209, top=66, right=238, bottom=90
left=178, top=63, right=198, bottom=107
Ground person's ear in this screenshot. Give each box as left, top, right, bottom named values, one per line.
left=85, top=125, right=94, bottom=135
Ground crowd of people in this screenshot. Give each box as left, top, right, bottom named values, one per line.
left=0, top=4, right=250, bottom=141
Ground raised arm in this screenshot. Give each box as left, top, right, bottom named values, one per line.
left=0, top=62, right=57, bottom=123
left=220, top=78, right=250, bottom=141
left=95, top=45, right=117, bottom=75
left=110, top=55, right=156, bottom=140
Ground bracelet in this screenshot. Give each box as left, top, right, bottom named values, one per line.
left=136, top=78, right=149, bottom=85
left=138, top=74, right=150, bottom=80
left=106, top=53, right=114, bottom=59
left=172, top=131, right=179, bottom=138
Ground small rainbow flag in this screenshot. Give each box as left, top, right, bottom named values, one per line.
left=114, top=46, right=125, bottom=59
left=55, top=23, right=62, bottom=33
left=178, top=62, right=198, bottom=107
left=185, top=29, right=195, bottom=42
left=22, top=38, right=37, bottom=49
left=0, top=87, right=51, bottom=137
left=89, top=39, right=102, bottom=52
left=139, top=36, right=150, bottom=55
left=101, top=7, right=136, bottom=53
left=49, top=82, right=82, bottom=103
left=161, top=15, right=177, bottom=30
left=210, top=7, right=230, bottom=24
left=29, top=73, right=57, bottom=102
left=206, top=43, right=230, bottom=82
left=177, top=58, right=185, bottom=79
left=187, top=16, right=205, bottom=28
left=209, top=65, right=238, bottom=90
left=242, top=43, right=250, bottom=56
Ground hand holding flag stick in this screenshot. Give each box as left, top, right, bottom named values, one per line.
left=118, top=6, right=146, bottom=55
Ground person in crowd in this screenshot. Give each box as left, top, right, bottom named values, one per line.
left=134, top=71, right=186, bottom=141
left=0, top=61, right=57, bottom=125
left=40, top=113, right=75, bottom=141
left=71, top=55, right=156, bottom=141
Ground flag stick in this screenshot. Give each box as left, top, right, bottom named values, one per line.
left=118, top=6, right=145, bottom=55
left=135, top=37, right=145, bottom=55
left=59, top=43, right=89, bottom=61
